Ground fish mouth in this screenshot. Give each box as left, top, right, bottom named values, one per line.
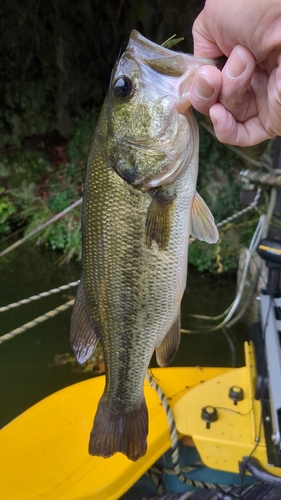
left=127, top=30, right=186, bottom=65
left=128, top=29, right=220, bottom=68
left=127, top=30, right=219, bottom=113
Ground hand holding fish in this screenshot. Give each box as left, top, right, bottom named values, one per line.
left=190, top=0, right=281, bottom=146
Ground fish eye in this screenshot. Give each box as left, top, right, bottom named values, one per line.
left=113, top=76, right=134, bottom=100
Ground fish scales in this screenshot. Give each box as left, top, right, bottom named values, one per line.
left=83, top=104, right=190, bottom=403
left=70, top=30, right=219, bottom=462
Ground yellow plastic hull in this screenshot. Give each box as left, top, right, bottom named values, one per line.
left=174, top=343, right=279, bottom=475
left=1, top=343, right=281, bottom=499
left=0, top=366, right=228, bottom=500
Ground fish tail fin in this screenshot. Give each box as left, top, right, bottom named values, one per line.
left=89, top=396, right=148, bottom=461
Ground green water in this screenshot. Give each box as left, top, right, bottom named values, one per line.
left=0, top=245, right=246, bottom=428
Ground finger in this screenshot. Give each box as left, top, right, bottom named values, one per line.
left=190, top=66, right=222, bottom=116
left=192, top=14, right=224, bottom=59
left=209, top=103, right=271, bottom=146
left=219, top=45, right=257, bottom=121
left=266, top=66, right=281, bottom=136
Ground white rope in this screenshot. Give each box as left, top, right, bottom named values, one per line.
left=0, top=300, right=74, bottom=344
left=182, top=214, right=265, bottom=334
left=146, top=372, right=231, bottom=490
left=216, top=187, right=262, bottom=228
left=182, top=185, right=271, bottom=332
left=0, top=280, right=79, bottom=312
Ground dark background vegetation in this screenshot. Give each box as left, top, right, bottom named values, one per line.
left=0, top=0, right=203, bottom=143
left=0, top=0, right=267, bottom=271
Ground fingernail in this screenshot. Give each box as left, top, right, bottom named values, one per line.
left=210, top=110, right=218, bottom=128
left=226, top=48, right=246, bottom=79
left=194, top=73, right=214, bottom=100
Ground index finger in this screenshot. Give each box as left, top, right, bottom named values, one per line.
left=192, top=15, right=224, bottom=59
left=210, top=104, right=271, bottom=146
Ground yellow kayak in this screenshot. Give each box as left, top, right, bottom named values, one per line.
left=0, top=366, right=228, bottom=500
left=1, top=343, right=280, bottom=499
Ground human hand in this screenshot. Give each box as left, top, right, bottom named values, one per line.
left=189, top=0, right=281, bottom=146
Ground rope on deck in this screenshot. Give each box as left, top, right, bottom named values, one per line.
left=146, top=372, right=231, bottom=493
left=0, top=299, right=74, bottom=345
left=0, top=280, right=79, bottom=312
left=146, top=483, right=281, bottom=499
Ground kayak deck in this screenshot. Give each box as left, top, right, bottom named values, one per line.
left=0, top=366, right=229, bottom=500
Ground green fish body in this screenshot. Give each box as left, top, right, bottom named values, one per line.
left=70, top=30, right=218, bottom=461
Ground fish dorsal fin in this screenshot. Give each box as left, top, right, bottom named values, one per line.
left=70, top=280, right=100, bottom=364
left=155, top=314, right=181, bottom=367
left=190, top=191, right=219, bottom=244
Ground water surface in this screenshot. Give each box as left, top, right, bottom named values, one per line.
left=0, top=245, right=246, bottom=428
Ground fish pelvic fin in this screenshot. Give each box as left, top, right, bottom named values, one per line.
left=70, top=280, right=100, bottom=365
left=145, top=187, right=176, bottom=250
left=156, top=313, right=181, bottom=367
left=89, top=396, right=148, bottom=462
left=190, top=191, right=219, bottom=244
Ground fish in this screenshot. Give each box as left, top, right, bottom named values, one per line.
left=70, top=30, right=219, bottom=462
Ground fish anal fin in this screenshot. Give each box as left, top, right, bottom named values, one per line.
left=146, top=188, right=176, bottom=250
left=70, top=280, right=100, bottom=365
left=89, top=396, right=148, bottom=462
left=156, top=314, right=181, bottom=367
left=190, top=191, right=219, bottom=244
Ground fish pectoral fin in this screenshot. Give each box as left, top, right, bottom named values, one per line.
left=89, top=396, right=148, bottom=461
left=70, top=280, right=100, bottom=365
left=146, top=188, right=176, bottom=250
left=190, top=191, right=219, bottom=244
left=155, top=314, right=181, bottom=367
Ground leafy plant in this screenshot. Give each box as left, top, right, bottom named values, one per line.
left=68, top=110, right=98, bottom=165
left=0, top=188, right=16, bottom=237
left=188, top=124, right=264, bottom=274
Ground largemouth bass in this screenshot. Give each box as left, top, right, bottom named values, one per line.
left=70, top=30, right=219, bottom=462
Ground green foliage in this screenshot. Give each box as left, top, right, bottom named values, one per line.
left=197, top=125, right=241, bottom=218
left=0, top=150, right=50, bottom=188
left=0, top=188, right=16, bottom=237
left=188, top=240, right=215, bottom=273
left=24, top=160, right=84, bottom=261
left=161, top=35, right=185, bottom=49
left=47, top=216, right=82, bottom=261
left=0, top=1, right=268, bottom=271
left=0, top=0, right=201, bottom=147
left=0, top=150, right=51, bottom=236
left=1, top=114, right=266, bottom=270
left=68, top=110, right=98, bottom=165
left=0, top=120, right=88, bottom=260
left=188, top=124, right=262, bottom=274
